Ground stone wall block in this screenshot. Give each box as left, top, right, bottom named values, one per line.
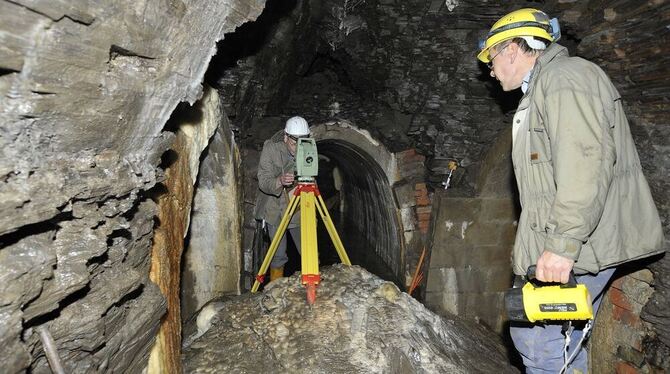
left=433, top=197, right=482, bottom=223
left=428, top=191, right=517, bottom=334
left=400, top=206, right=416, bottom=232
left=426, top=266, right=449, bottom=291
left=461, top=291, right=507, bottom=332
left=447, top=266, right=513, bottom=293
left=396, top=149, right=426, bottom=180
left=431, top=244, right=512, bottom=269
left=392, top=182, right=416, bottom=208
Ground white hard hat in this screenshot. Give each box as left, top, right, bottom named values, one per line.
left=284, top=116, right=310, bottom=137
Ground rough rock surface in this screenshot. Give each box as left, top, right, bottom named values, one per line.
left=183, top=265, right=517, bottom=373
left=181, top=109, right=243, bottom=323
left=0, top=1, right=264, bottom=372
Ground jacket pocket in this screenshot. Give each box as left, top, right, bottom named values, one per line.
left=529, top=124, right=552, bottom=164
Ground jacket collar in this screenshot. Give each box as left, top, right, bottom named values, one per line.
left=536, top=43, right=569, bottom=68
left=517, top=43, right=569, bottom=109
left=528, top=43, right=569, bottom=87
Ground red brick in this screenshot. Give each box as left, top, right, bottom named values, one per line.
left=414, top=188, right=427, bottom=197
left=612, top=305, right=641, bottom=327
left=615, top=361, right=639, bottom=374
left=398, top=149, right=417, bottom=157
left=609, top=287, right=633, bottom=311
left=415, top=195, right=431, bottom=206
left=404, top=155, right=424, bottom=163
left=414, top=182, right=427, bottom=191
left=414, top=191, right=428, bottom=200
left=416, top=212, right=431, bottom=222
left=415, top=206, right=432, bottom=214
left=397, top=149, right=425, bottom=165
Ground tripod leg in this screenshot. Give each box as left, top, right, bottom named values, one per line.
left=252, top=193, right=300, bottom=292
left=315, top=194, right=351, bottom=265
left=305, top=283, right=317, bottom=305
left=300, top=191, right=320, bottom=304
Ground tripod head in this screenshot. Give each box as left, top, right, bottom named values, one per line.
left=295, top=138, right=318, bottom=183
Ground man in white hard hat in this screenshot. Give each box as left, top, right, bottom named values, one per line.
left=478, top=8, right=664, bottom=373
left=255, top=116, right=311, bottom=282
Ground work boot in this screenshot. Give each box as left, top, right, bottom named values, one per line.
left=270, top=266, right=284, bottom=282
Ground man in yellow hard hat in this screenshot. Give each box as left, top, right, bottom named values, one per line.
left=478, top=8, right=664, bottom=373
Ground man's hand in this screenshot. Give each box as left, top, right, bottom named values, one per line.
left=535, top=251, right=575, bottom=283
left=277, top=172, right=295, bottom=187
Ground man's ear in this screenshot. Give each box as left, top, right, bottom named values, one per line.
left=508, top=42, right=518, bottom=63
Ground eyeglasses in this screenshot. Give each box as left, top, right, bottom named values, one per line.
left=486, top=44, right=509, bottom=69
left=286, top=134, right=307, bottom=144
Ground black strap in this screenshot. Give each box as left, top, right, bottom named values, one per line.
left=488, top=21, right=552, bottom=39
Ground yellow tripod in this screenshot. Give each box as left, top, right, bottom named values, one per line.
left=251, top=181, right=351, bottom=304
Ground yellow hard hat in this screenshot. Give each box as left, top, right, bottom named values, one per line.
left=477, top=8, right=561, bottom=63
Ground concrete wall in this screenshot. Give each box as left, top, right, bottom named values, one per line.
left=425, top=195, right=517, bottom=333
left=425, top=126, right=517, bottom=334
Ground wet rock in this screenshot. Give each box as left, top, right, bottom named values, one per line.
left=181, top=109, right=243, bottom=323
left=183, top=265, right=517, bottom=373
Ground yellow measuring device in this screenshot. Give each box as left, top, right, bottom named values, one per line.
left=505, top=266, right=593, bottom=323
left=252, top=138, right=351, bottom=304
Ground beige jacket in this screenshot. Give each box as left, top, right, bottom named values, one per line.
left=254, top=131, right=300, bottom=227
left=511, top=43, right=664, bottom=275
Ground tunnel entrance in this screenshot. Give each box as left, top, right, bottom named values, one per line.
left=316, top=139, right=403, bottom=285
left=241, top=121, right=408, bottom=291
left=280, top=138, right=404, bottom=286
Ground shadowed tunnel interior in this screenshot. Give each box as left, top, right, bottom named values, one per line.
left=315, top=139, right=404, bottom=286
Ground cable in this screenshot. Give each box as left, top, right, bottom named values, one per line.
left=559, top=319, right=593, bottom=374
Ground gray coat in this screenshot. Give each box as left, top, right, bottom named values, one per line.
left=511, top=43, right=664, bottom=275
left=254, top=131, right=300, bottom=227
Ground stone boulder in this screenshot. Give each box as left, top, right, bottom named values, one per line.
left=183, top=265, right=518, bottom=373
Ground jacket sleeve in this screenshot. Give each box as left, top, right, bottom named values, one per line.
left=257, top=142, right=283, bottom=197
left=541, top=81, right=616, bottom=260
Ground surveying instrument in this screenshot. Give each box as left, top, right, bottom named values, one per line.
left=251, top=138, right=351, bottom=304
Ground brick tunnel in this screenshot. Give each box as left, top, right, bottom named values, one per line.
left=315, top=136, right=404, bottom=284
